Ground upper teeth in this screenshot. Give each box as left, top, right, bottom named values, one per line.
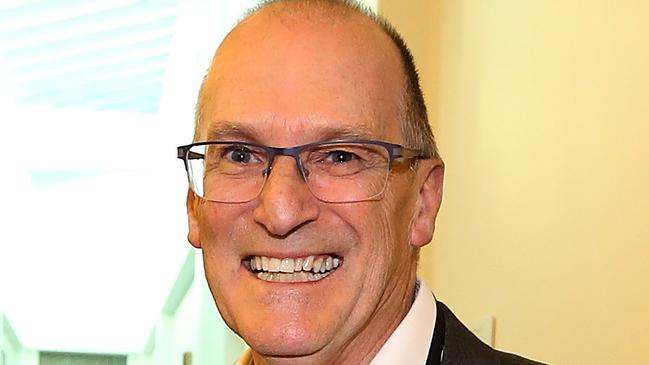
left=250, top=255, right=341, bottom=274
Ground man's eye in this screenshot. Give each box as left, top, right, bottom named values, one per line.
left=327, top=150, right=357, bottom=163
left=225, top=148, right=253, bottom=163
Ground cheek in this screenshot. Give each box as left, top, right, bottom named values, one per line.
left=197, top=204, right=251, bottom=281
left=381, top=186, right=414, bottom=231
left=372, top=187, right=418, bottom=264
left=197, top=205, right=251, bottom=327
left=199, top=203, right=248, bottom=244
left=341, top=199, right=405, bottom=271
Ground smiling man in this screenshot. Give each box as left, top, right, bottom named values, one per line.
left=178, top=1, right=543, bottom=364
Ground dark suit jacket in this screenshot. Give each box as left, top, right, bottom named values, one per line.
left=426, top=301, right=547, bottom=365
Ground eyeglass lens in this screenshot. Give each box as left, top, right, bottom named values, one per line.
left=185, top=142, right=391, bottom=203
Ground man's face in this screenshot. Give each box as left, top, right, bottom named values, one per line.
left=187, top=10, right=442, bottom=363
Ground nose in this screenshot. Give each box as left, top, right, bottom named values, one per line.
left=253, top=156, right=319, bottom=236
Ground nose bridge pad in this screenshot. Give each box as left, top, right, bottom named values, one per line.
left=295, top=155, right=310, bottom=179
left=262, top=152, right=308, bottom=181
left=262, top=155, right=274, bottom=178
left=256, top=151, right=314, bottom=205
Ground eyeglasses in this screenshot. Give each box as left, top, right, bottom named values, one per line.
left=177, top=139, right=427, bottom=203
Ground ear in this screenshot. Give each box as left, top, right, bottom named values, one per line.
left=187, top=190, right=202, bottom=248
left=410, top=159, right=445, bottom=248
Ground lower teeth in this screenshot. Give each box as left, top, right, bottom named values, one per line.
left=256, top=271, right=332, bottom=282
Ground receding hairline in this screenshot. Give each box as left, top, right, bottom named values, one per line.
left=244, top=0, right=373, bottom=23
left=194, top=0, right=438, bottom=158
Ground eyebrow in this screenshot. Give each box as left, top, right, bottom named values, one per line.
left=204, top=122, right=259, bottom=142
left=309, top=124, right=378, bottom=141
left=202, top=120, right=380, bottom=145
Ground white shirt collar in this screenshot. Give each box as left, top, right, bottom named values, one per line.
left=236, top=279, right=437, bottom=365
left=369, top=279, right=437, bottom=365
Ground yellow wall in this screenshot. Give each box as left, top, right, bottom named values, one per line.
left=380, top=1, right=649, bottom=364
left=379, top=0, right=442, bottom=130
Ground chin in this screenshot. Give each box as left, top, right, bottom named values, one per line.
left=240, top=319, right=332, bottom=358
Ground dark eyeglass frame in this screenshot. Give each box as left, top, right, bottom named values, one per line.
left=176, top=139, right=429, bottom=203
left=178, top=139, right=426, bottom=173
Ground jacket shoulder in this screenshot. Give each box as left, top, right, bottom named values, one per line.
left=437, top=301, right=547, bottom=365
left=497, top=350, right=545, bottom=365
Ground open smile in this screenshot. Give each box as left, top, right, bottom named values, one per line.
left=246, top=254, right=343, bottom=282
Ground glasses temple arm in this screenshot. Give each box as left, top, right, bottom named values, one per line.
left=177, top=148, right=204, bottom=160
left=394, top=147, right=428, bottom=160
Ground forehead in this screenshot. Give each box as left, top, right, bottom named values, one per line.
left=204, top=118, right=379, bottom=145
left=197, top=7, right=405, bottom=145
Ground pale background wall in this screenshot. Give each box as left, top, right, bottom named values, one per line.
left=380, top=1, right=649, bottom=364
left=127, top=250, right=246, bottom=365
left=0, top=312, right=38, bottom=365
